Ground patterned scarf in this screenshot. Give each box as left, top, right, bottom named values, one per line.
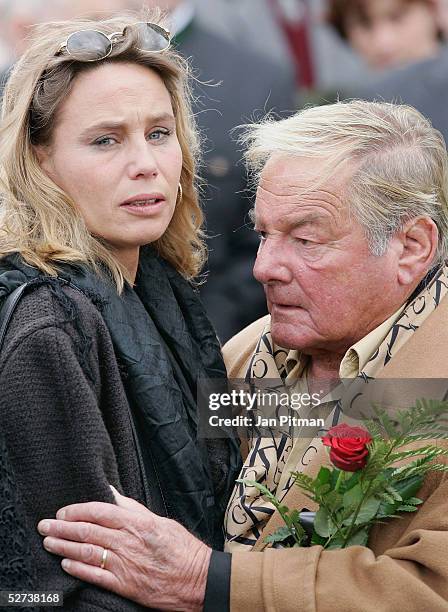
left=225, top=265, right=448, bottom=551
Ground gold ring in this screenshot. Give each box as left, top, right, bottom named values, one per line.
left=100, top=548, right=108, bottom=570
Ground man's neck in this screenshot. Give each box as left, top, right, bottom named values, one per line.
left=307, top=353, right=344, bottom=396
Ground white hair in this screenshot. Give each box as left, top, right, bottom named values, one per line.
left=241, top=100, right=448, bottom=262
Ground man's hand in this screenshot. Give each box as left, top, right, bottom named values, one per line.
left=37, top=487, right=212, bottom=611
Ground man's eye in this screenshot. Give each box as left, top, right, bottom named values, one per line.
left=255, top=230, right=267, bottom=242
left=294, top=237, right=311, bottom=246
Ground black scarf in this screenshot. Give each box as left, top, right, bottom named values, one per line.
left=0, top=248, right=241, bottom=548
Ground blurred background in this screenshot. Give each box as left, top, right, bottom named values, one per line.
left=1, top=0, right=447, bottom=341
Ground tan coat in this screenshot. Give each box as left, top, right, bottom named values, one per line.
left=223, top=300, right=448, bottom=611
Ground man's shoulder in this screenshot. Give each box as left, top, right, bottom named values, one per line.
left=223, top=314, right=270, bottom=378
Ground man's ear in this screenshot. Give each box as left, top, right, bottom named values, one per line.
left=397, top=216, right=438, bottom=285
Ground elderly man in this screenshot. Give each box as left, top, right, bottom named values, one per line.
left=37, top=100, right=448, bottom=611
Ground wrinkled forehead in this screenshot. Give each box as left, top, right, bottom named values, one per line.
left=255, top=153, right=355, bottom=207
left=252, top=154, right=358, bottom=231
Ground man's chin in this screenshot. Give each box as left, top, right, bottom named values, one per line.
left=270, top=320, right=309, bottom=350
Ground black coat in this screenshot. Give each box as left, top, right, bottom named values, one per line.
left=0, top=252, right=241, bottom=609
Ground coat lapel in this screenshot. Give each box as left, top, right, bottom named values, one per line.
left=252, top=294, right=448, bottom=551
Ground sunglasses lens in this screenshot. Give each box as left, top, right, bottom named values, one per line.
left=66, top=30, right=112, bottom=61
left=131, top=22, right=170, bottom=52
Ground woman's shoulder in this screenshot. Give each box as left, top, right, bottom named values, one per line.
left=0, top=280, right=111, bottom=358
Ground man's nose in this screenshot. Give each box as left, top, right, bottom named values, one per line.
left=126, top=138, right=158, bottom=179
left=253, top=238, right=293, bottom=285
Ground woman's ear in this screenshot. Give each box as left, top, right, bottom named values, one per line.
left=397, top=216, right=439, bottom=285
left=33, top=145, right=54, bottom=177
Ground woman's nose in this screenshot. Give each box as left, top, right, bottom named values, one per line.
left=126, top=139, right=158, bottom=179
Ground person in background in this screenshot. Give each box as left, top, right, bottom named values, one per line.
left=0, top=0, right=142, bottom=96
left=269, top=0, right=316, bottom=89
left=0, top=0, right=61, bottom=94
left=146, top=0, right=297, bottom=342
left=436, top=0, right=448, bottom=35
left=326, top=0, right=443, bottom=71
left=328, top=0, right=448, bottom=145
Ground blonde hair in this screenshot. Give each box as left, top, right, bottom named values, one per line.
left=0, top=11, right=206, bottom=290
left=241, top=100, right=448, bottom=262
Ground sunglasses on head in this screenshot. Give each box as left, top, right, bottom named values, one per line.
left=56, top=22, right=171, bottom=62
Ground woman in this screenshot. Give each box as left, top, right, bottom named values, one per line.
left=0, top=12, right=240, bottom=609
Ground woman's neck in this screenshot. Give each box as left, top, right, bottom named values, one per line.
left=115, top=247, right=140, bottom=284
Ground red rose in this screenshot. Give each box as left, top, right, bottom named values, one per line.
left=322, top=423, right=372, bottom=472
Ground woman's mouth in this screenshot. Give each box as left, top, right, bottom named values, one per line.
left=120, top=195, right=167, bottom=215
left=124, top=198, right=162, bottom=207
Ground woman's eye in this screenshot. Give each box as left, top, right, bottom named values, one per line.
left=147, top=129, right=171, bottom=141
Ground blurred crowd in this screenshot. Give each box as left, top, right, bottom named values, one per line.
left=1, top=0, right=448, bottom=341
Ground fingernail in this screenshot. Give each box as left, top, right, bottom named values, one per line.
left=109, top=485, right=120, bottom=500
left=38, top=521, right=50, bottom=535
left=56, top=509, right=66, bottom=520
left=43, top=537, right=53, bottom=552
left=61, top=559, right=70, bottom=570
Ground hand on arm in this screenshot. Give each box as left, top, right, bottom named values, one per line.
left=38, top=487, right=212, bottom=611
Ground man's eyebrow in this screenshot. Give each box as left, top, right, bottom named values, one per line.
left=288, top=213, right=328, bottom=229
left=79, top=113, right=176, bottom=136
left=253, top=211, right=328, bottom=229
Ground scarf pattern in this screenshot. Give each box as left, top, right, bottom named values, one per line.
left=225, top=266, right=448, bottom=550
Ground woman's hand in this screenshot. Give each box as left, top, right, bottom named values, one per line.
left=37, top=487, right=212, bottom=611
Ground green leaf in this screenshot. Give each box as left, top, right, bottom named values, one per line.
left=376, top=503, right=396, bottom=518
left=343, top=471, right=361, bottom=491
left=292, top=472, right=315, bottom=491
left=314, top=507, right=333, bottom=538
left=384, top=485, right=402, bottom=502
left=343, top=483, right=363, bottom=509
left=324, top=491, right=343, bottom=512
left=288, top=509, right=301, bottom=524
left=396, top=504, right=420, bottom=512
left=330, top=469, right=342, bottom=489
left=378, top=491, right=397, bottom=504
left=265, top=526, right=294, bottom=545
left=311, top=532, right=327, bottom=546
left=393, top=474, right=424, bottom=500
left=237, top=479, right=272, bottom=498
left=355, top=497, right=381, bottom=525
left=316, top=483, right=331, bottom=496
left=316, top=467, right=331, bottom=486
left=325, top=535, right=347, bottom=550
left=406, top=497, right=423, bottom=505
left=344, top=528, right=370, bottom=548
